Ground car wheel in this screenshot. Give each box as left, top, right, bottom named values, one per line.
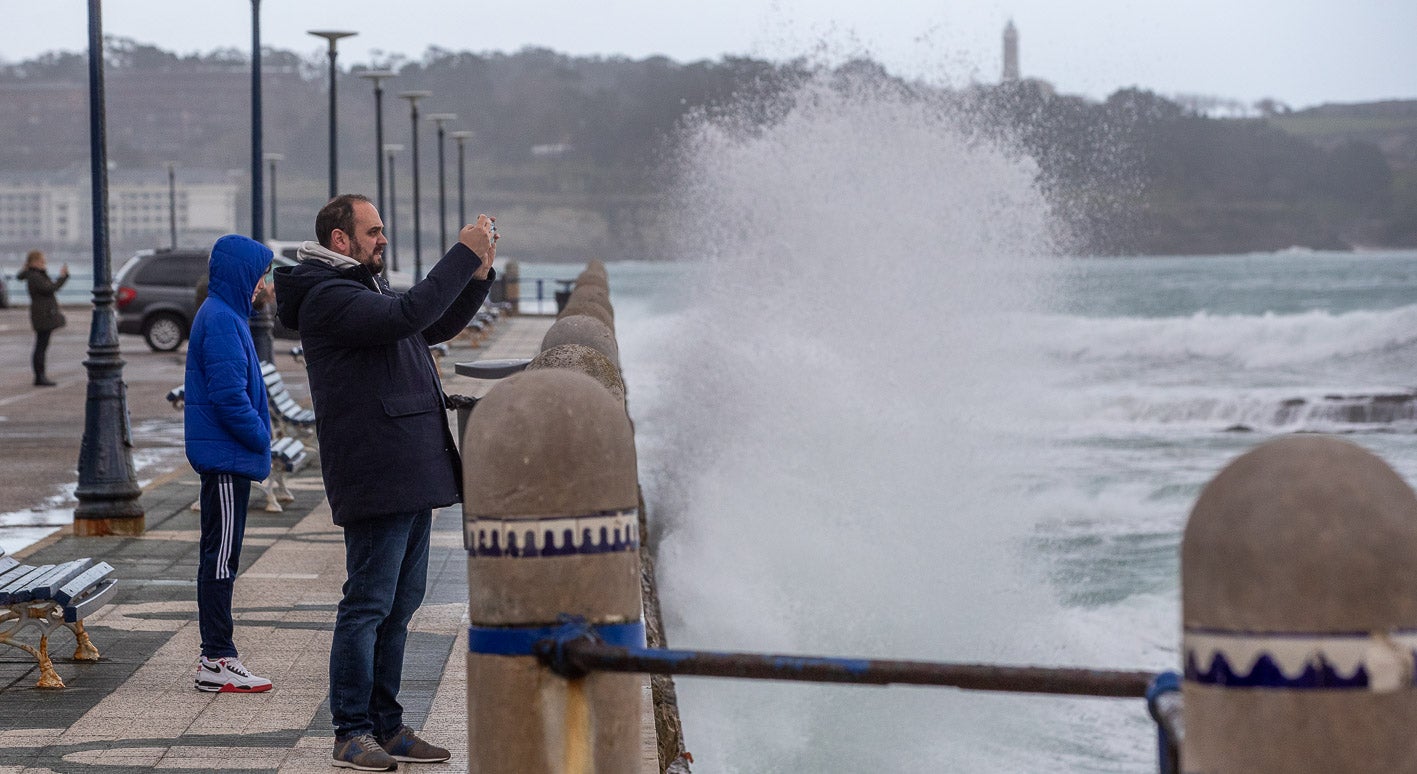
left=143, top=312, right=186, bottom=352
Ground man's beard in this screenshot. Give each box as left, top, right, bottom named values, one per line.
left=352, top=241, right=384, bottom=273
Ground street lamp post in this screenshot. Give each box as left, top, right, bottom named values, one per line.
left=398, top=90, right=431, bottom=281
left=450, top=130, right=474, bottom=227
left=426, top=113, right=457, bottom=254
left=249, top=1, right=274, bottom=362
left=76, top=0, right=144, bottom=535
left=264, top=152, right=283, bottom=239
left=166, top=161, right=178, bottom=249
left=357, top=70, right=395, bottom=226
left=384, top=143, right=403, bottom=272
left=308, top=30, right=357, bottom=199
left=250, top=0, right=263, bottom=243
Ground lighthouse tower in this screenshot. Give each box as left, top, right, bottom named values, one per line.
left=1002, top=20, right=1019, bottom=82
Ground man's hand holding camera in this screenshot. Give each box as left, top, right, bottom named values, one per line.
left=459, top=214, right=499, bottom=280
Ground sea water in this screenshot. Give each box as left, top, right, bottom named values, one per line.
left=610, top=75, right=1417, bottom=772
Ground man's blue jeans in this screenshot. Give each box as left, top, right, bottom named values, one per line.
left=330, top=509, right=431, bottom=740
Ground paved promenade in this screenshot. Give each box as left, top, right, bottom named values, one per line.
left=0, top=308, right=659, bottom=773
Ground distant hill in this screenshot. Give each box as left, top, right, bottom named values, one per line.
left=1268, top=100, right=1417, bottom=170
left=1266, top=102, right=1417, bottom=248
left=1, top=40, right=1412, bottom=258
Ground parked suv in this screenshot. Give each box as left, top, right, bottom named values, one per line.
left=115, top=249, right=209, bottom=351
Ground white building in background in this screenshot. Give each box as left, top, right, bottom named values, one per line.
left=0, top=182, right=82, bottom=244
left=0, top=168, right=238, bottom=249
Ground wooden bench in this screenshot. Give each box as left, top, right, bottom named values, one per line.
left=261, top=362, right=317, bottom=442
left=0, top=548, right=118, bottom=688
left=455, top=304, right=505, bottom=348
left=263, top=436, right=311, bottom=512
left=457, top=316, right=489, bottom=348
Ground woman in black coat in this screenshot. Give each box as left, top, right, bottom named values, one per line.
left=15, top=249, right=68, bottom=386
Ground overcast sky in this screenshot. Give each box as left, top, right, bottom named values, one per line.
left=7, top=0, right=1415, bottom=109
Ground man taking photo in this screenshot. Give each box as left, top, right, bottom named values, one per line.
left=274, top=194, right=497, bottom=771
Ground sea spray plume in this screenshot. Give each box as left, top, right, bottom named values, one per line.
left=962, top=80, right=1144, bottom=257
left=636, top=70, right=1114, bottom=771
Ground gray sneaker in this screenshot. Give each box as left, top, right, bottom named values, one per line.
left=332, top=734, right=397, bottom=771
left=379, top=725, right=451, bottom=763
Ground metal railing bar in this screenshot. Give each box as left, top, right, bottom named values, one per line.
left=539, top=638, right=1155, bottom=698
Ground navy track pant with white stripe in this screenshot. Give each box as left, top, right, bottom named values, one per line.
left=197, top=471, right=252, bottom=660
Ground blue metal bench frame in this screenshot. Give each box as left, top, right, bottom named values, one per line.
left=0, top=548, right=118, bottom=688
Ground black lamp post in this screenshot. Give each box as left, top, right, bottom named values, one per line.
left=426, top=113, right=456, bottom=255
left=309, top=30, right=357, bottom=199
left=250, top=0, right=263, bottom=243
left=398, top=90, right=430, bottom=281
left=450, top=130, right=473, bottom=227
left=358, top=70, right=395, bottom=226
left=165, top=161, right=178, bottom=249
left=384, top=143, right=403, bottom=272
left=75, top=0, right=144, bottom=535
left=264, top=152, right=283, bottom=239
left=249, top=1, right=273, bottom=362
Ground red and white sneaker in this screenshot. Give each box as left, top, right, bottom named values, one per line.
left=194, top=656, right=272, bottom=693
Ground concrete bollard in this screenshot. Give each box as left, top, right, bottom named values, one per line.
left=1181, top=435, right=1417, bottom=772
left=567, top=283, right=614, bottom=317
left=559, top=298, right=616, bottom=331
left=573, top=271, right=609, bottom=291
left=462, top=368, right=644, bottom=774
left=542, top=314, right=620, bottom=368
left=500, top=259, right=520, bottom=313
left=527, top=343, right=626, bottom=404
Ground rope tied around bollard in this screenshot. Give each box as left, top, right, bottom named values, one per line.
left=535, top=614, right=606, bottom=680
left=468, top=615, right=647, bottom=670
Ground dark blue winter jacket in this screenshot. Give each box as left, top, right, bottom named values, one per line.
left=272, top=241, right=493, bottom=525
left=184, top=235, right=273, bottom=481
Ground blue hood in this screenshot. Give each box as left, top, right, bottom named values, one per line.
left=208, top=234, right=272, bottom=316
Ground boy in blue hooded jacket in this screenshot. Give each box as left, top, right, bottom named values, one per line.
left=184, top=233, right=275, bottom=693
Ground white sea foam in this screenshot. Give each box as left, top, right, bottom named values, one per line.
left=1034, top=305, right=1417, bottom=372
left=624, top=72, right=1151, bottom=773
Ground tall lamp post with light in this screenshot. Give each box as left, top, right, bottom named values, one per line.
left=426, top=113, right=457, bottom=254
left=384, top=143, right=403, bottom=272
left=76, top=0, right=144, bottom=535
left=264, top=152, right=283, bottom=239
left=398, top=90, right=431, bottom=280
left=309, top=30, right=357, bottom=199
left=357, top=70, right=395, bottom=226
left=450, top=130, right=474, bottom=227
